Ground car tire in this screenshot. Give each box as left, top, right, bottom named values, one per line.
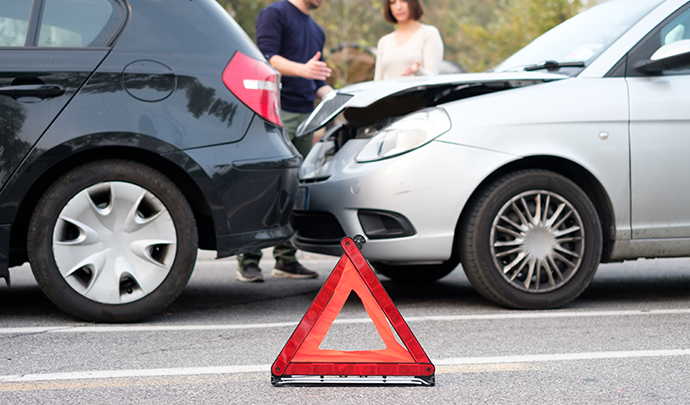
left=371, top=261, right=457, bottom=284
left=460, top=169, right=602, bottom=309
left=27, top=159, right=198, bottom=322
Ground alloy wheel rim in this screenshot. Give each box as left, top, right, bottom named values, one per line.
left=489, top=190, right=585, bottom=293
left=52, top=182, right=177, bottom=304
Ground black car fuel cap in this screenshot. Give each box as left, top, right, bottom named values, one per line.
left=122, top=60, right=176, bottom=102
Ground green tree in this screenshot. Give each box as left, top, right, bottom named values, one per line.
left=217, top=0, right=273, bottom=41
left=454, top=0, right=586, bottom=72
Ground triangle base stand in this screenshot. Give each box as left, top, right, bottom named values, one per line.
left=272, top=374, right=434, bottom=387
left=271, top=235, right=435, bottom=387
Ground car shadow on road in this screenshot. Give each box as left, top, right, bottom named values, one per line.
left=0, top=267, right=73, bottom=323
left=578, top=258, right=690, bottom=306
left=3, top=258, right=690, bottom=323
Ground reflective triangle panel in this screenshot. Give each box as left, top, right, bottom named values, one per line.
left=271, top=236, right=435, bottom=385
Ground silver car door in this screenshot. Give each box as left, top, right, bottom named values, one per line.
left=628, top=3, right=690, bottom=238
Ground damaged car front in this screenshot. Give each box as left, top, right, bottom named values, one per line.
left=292, top=0, right=690, bottom=309
left=293, top=72, right=568, bottom=263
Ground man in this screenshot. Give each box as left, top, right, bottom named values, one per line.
left=236, top=0, right=334, bottom=282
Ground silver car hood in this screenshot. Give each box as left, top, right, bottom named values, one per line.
left=296, top=71, right=569, bottom=136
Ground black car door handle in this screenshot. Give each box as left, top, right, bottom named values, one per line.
left=0, top=84, right=65, bottom=98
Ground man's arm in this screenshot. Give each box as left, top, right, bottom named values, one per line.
left=316, top=84, right=334, bottom=100
left=269, top=52, right=331, bottom=81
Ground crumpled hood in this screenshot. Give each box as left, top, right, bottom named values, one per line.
left=296, top=71, right=569, bottom=136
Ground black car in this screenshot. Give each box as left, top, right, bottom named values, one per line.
left=0, top=0, right=300, bottom=322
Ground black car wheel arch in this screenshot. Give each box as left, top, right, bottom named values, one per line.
left=27, top=160, right=198, bottom=322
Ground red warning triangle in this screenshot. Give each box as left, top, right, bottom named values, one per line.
left=271, top=236, right=435, bottom=385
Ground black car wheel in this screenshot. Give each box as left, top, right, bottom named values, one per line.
left=28, top=160, right=198, bottom=322
left=460, top=169, right=602, bottom=309
left=371, top=260, right=457, bottom=284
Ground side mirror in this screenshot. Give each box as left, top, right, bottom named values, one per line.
left=634, top=39, right=690, bottom=73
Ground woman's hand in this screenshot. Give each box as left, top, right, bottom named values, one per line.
left=401, top=60, right=420, bottom=76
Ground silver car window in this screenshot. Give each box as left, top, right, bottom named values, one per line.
left=661, top=6, right=690, bottom=44
left=494, top=0, right=665, bottom=72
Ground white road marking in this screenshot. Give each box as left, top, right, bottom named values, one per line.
left=406, top=308, right=690, bottom=322
left=433, top=348, right=690, bottom=365
left=0, top=349, right=687, bottom=383
left=0, top=322, right=299, bottom=335
left=2, top=310, right=688, bottom=384
left=0, top=365, right=267, bottom=383
left=1, top=308, right=688, bottom=334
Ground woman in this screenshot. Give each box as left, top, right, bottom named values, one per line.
left=374, top=0, right=444, bottom=81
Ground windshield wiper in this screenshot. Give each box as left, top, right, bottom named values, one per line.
left=523, top=60, right=585, bottom=72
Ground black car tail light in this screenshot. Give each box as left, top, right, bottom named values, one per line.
left=222, top=51, right=282, bottom=127
left=358, top=210, right=416, bottom=239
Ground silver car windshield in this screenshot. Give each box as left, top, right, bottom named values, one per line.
left=494, top=0, right=665, bottom=73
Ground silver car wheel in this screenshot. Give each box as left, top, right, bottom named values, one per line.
left=53, top=181, right=177, bottom=304
left=490, top=190, right=585, bottom=293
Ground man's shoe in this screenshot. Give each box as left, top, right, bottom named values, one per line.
left=236, top=263, right=264, bottom=282
left=272, top=262, right=318, bottom=279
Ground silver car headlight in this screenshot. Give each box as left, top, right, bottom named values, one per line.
left=355, top=108, right=451, bottom=162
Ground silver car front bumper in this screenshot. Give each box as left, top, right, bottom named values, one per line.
left=293, top=137, right=514, bottom=263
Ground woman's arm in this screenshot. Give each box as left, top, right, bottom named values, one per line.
left=419, top=25, right=444, bottom=76
left=374, top=36, right=386, bottom=81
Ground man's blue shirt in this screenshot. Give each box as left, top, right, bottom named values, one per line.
left=256, top=0, right=328, bottom=114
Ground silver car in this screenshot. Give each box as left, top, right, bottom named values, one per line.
left=292, top=0, right=690, bottom=309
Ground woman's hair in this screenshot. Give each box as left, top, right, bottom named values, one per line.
left=384, top=0, right=424, bottom=24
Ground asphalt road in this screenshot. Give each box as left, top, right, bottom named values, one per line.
left=1, top=250, right=690, bottom=404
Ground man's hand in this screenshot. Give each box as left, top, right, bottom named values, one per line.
left=269, top=52, right=332, bottom=80
left=301, top=52, right=332, bottom=80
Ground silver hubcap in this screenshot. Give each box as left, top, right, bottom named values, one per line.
left=490, top=190, right=585, bottom=293
left=52, top=182, right=177, bottom=304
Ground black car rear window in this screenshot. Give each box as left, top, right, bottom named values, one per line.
left=0, top=0, right=33, bottom=46
left=39, top=0, right=122, bottom=47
